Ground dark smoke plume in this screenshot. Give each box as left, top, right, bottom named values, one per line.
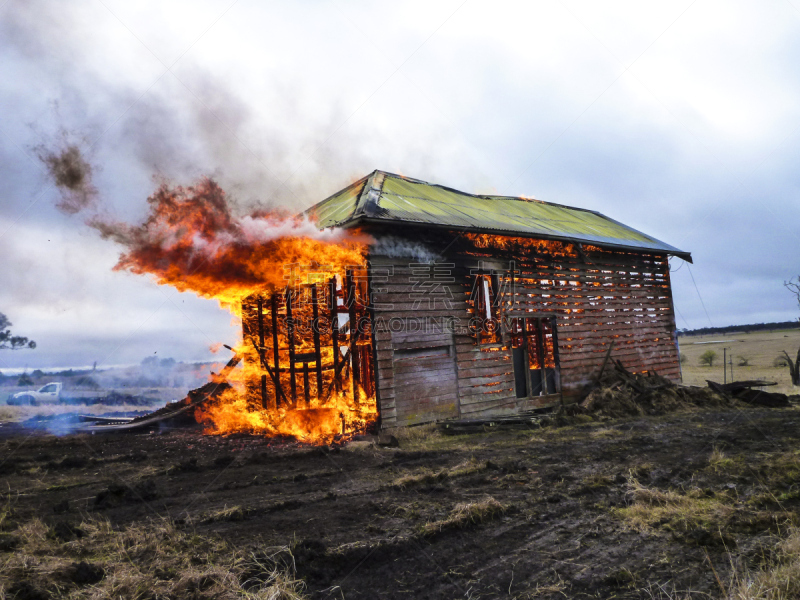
left=37, top=143, right=98, bottom=214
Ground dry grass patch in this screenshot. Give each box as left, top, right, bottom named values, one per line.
left=618, top=478, right=735, bottom=533
left=200, top=505, right=248, bottom=524
left=588, top=427, right=624, bottom=439
left=421, top=497, right=507, bottom=536
left=709, top=447, right=745, bottom=474
left=641, top=528, right=800, bottom=599
left=393, top=423, right=489, bottom=452
left=726, top=526, right=800, bottom=600
left=240, top=551, right=307, bottom=600
left=390, top=457, right=487, bottom=489
left=0, top=516, right=306, bottom=599
left=618, top=479, right=798, bottom=543
left=393, top=423, right=439, bottom=444
left=514, top=574, right=568, bottom=598
left=757, top=450, right=800, bottom=489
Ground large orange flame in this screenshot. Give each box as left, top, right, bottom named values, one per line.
left=92, top=178, right=368, bottom=311
left=98, top=177, right=376, bottom=443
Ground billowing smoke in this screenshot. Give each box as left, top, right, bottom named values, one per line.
left=371, top=235, right=437, bottom=263
left=37, top=143, right=98, bottom=214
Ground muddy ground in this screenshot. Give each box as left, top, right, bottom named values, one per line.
left=2, top=406, right=800, bottom=599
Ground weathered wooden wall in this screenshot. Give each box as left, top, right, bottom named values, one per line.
left=368, top=231, right=681, bottom=428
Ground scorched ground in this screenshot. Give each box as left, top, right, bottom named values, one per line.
left=3, top=405, right=800, bottom=599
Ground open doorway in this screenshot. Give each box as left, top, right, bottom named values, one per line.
left=509, top=316, right=561, bottom=398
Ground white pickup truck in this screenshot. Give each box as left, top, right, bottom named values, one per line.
left=8, top=382, right=63, bottom=405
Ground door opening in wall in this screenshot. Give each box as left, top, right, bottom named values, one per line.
left=510, top=317, right=560, bottom=398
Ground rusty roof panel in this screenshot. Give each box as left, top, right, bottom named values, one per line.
left=307, top=170, right=691, bottom=261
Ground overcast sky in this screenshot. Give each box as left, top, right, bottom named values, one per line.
left=1, top=0, right=799, bottom=371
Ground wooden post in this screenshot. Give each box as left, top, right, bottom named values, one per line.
left=724, top=347, right=727, bottom=385
left=535, top=318, right=547, bottom=394
left=366, top=259, right=381, bottom=429
left=550, top=316, right=563, bottom=404
left=257, top=297, right=265, bottom=347
left=286, top=288, right=297, bottom=403
left=271, top=293, right=281, bottom=408
left=311, top=284, right=323, bottom=399
left=330, top=277, right=341, bottom=393
left=257, top=297, right=267, bottom=410
left=260, top=375, right=268, bottom=410
left=475, top=275, right=483, bottom=347
left=510, top=260, right=516, bottom=308
left=347, top=270, right=359, bottom=403
left=246, top=334, right=288, bottom=406
left=303, top=362, right=310, bottom=404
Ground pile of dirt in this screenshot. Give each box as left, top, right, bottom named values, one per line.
left=574, top=360, right=738, bottom=419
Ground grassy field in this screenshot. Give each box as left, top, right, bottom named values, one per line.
left=4, top=406, right=800, bottom=599
left=679, top=327, right=800, bottom=394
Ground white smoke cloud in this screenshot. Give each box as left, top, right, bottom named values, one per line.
left=370, top=235, right=437, bottom=263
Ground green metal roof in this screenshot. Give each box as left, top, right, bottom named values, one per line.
left=307, top=170, right=692, bottom=262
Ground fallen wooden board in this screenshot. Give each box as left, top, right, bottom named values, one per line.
left=437, top=409, right=555, bottom=434
left=707, top=380, right=777, bottom=393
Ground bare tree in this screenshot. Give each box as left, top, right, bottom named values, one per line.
left=784, top=276, right=800, bottom=386
left=0, top=313, right=36, bottom=350
left=787, top=276, right=800, bottom=306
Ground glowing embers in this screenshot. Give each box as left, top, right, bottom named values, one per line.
left=197, top=270, right=378, bottom=443
left=463, top=233, right=577, bottom=258
left=468, top=273, right=503, bottom=345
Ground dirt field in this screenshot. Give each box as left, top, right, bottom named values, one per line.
left=679, top=327, right=800, bottom=393
left=3, top=403, right=800, bottom=599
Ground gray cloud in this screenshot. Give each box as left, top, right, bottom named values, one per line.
left=1, top=0, right=799, bottom=370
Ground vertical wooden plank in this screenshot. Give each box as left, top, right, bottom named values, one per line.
left=451, top=328, right=462, bottom=418
left=311, top=284, right=323, bottom=399
left=257, top=296, right=267, bottom=410
left=534, top=318, right=547, bottom=394
left=271, top=293, right=281, bottom=408
left=303, top=362, right=310, bottom=404
left=286, top=288, right=297, bottom=403
left=366, top=259, right=381, bottom=428
left=475, top=274, right=482, bottom=347
left=360, top=346, right=373, bottom=398
left=510, top=259, right=516, bottom=310
left=257, top=297, right=265, bottom=348
left=549, top=315, right=562, bottom=400
left=330, top=277, right=341, bottom=393
left=663, top=256, right=683, bottom=382
left=347, top=269, right=359, bottom=402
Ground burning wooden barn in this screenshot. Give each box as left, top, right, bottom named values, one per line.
left=238, top=170, right=692, bottom=431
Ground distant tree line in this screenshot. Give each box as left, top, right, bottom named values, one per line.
left=678, top=320, right=800, bottom=337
